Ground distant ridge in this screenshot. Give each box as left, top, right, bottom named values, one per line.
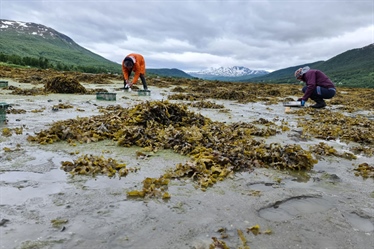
left=249, top=43, right=374, bottom=88
left=0, top=19, right=373, bottom=86
left=188, top=66, right=269, bottom=81
left=146, top=68, right=193, bottom=79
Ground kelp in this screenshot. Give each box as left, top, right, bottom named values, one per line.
left=209, top=237, right=230, bottom=249
left=295, top=109, right=374, bottom=145
left=349, top=145, right=374, bottom=157
left=2, top=64, right=374, bottom=110
left=52, top=103, right=74, bottom=109
left=354, top=163, right=374, bottom=179
left=6, top=108, right=26, bottom=114
left=29, top=101, right=318, bottom=197
left=189, top=100, right=225, bottom=109
left=309, top=142, right=357, bottom=160
left=0, top=65, right=120, bottom=86
left=61, top=154, right=136, bottom=179
left=20, top=80, right=373, bottom=198
left=9, top=86, right=47, bottom=95
left=44, top=75, right=87, bottom=94
left=208, top=224, right=272, bottom=249
left=127, top=177, right=170, bottom=199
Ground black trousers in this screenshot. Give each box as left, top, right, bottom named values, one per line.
left=126, top=69, right=148, bottom=90
left=302, top=86, right=336, bottom=100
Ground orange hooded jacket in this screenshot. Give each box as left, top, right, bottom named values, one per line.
left=121, top=53, right=146, bottom=85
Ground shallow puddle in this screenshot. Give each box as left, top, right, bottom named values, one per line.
left=344, top=212, right=374, bottom=232
left=0, top=169, right=68, bottom=205
left=258, top=196, right=333, bottom=222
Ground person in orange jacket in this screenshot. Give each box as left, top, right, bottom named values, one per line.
left=121, top=53, right=148, bottom=90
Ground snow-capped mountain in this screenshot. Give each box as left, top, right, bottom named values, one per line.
left=0, top=19, right=73, bottom=43
left=188, top=66, right=269, bottom=81
left=191, top=66, right=268, bottom=77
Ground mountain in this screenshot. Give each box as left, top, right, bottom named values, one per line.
left=188, top=66, right=269, bottom=81
left=146, top=68, right=193, bottom=78
left=1, top=19, right=373, bottom=86
left=0, top=19, right=121, bottom=73
left=245, top=61, right=325, bottom=84
left=0, top=19, right=194, bottom=78
left=250, top=44, right=374, bottom=88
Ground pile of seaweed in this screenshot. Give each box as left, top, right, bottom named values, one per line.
left=44, top=75, right=87, bottom=94
left=28, top=101, right=317, bottom=198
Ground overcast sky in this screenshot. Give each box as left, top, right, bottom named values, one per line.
left=1, top=0, right=373, bottom=72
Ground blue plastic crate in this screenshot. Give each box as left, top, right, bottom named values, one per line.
left=96, top=92, right=116, bottom=101
left=138, top=90, right=151, bottom=96
left=0, top=102, right=10, bottom=123
left=0, top=81, right=8, bottom=88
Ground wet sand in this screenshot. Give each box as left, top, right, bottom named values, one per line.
left=1, top=79, right=373, bottom=249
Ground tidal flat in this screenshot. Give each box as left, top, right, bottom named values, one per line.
left=1, top=68, right=373, bottom=249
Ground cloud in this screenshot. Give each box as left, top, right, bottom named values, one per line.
left=1, top=0, right=373, bottom=71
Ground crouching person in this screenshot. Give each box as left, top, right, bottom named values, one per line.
left=295, top=66, right=336, bottom=108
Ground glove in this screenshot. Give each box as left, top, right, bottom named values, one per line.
left=297, top=98, right=305, bottom=106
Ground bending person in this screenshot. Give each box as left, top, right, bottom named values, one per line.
left=121, top=53, right=148, bottom=90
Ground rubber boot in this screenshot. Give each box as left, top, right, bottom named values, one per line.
left=311, top=98, right=326, bottom=108
left=140, top=75, right=148, bottom=90
left=142, top=81, right=148, bottom=90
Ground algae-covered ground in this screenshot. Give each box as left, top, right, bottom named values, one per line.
left=0, top=68, right=373, bottom=249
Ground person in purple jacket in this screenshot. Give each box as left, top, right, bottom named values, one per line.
left=295, top=66, right=336, bottom=108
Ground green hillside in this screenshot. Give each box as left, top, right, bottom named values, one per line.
left=250, top=44, right=374, bottom=88
left=146, top=68, right=193, bottom=79
left=317, top=44, right=374, bottom=87
left=0, top=19, right=194, bottom=78
left=0, top=26, right=121, bottom=73
left=246, top=61, right=324, bottom=84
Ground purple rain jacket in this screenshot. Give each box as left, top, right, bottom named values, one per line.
left=301, top=69, right=335, bottom=101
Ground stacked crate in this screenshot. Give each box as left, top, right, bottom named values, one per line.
left=0, top=102, right=10, bottom=123
left=0, top=81, right=8, bottom=88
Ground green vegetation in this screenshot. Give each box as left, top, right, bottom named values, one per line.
left=0, top=29, right=193, bottom=78
left=250, top=44, right=374, bottom=88
left=146, top=68, right=193, bottom=79
left=0, top=29, right=122, bottom=74
left=0, top=52, right=115, bottom=73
